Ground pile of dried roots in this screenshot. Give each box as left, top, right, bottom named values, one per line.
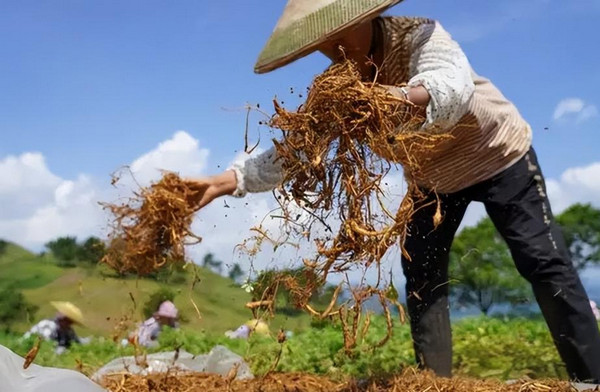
left=101, top=172, right=201, bottom=275
left=99, top=370, right=584, bottom=392
left=246, top=60, right=449, bottom=349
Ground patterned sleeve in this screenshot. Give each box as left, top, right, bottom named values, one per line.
left=229, top=146, right=284, bottom=197
left=24, top=320, right=57, bottom=340
left=137, top=318, right=163, bottom=347
left=407, top=21, right=475, bottom=129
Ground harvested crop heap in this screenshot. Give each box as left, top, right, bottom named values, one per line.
left=250, top=60, right=448, bottom=347
left=99, top=370, right=582, bottom=392
left=101, top=172, right=201, bottom=275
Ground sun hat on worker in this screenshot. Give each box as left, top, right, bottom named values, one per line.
left=244, top=319, right=270, bottom=336
left=50, top=301, right=85, bottom=325
left=254, top=0, right=404, bottom=74
left=155, top=300, right=178, bottom=319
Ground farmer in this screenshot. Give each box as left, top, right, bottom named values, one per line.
left=130, top=300, right=179, bottom=347
left=225, top=319, right=270, bottom=339
left=185, top=0, right=600, bottom=382
left=23, top=301, right=86, bottom=354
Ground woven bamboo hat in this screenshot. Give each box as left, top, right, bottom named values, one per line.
left=254, top=0, right=403, bottom=74
left=51, top=301, right=85, bottom=325
left=244, top=319, right=270, bottom=336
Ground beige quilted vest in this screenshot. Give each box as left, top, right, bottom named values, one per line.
left=377, top=17, right=532, bottom=193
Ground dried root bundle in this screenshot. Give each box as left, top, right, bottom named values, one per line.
left=271, top=60, right=448, bottom=274
left=99, top=370, right=580, bottom=392
left=101, top=172, right=201, bottom=275
left=247, top=60, right=452, bottom=349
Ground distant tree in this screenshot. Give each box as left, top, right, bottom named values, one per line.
left=252, top=268, right=324, bottom=316
left=228, top=263, right=244, bottom=283
left=450, top=218, right=532, bottom=315
left=149, top=261, right=188, bottom=284
left=45, top=236, right=79, bottom=266
left=142, top=287, right=177, bottom=319
left=77, top=236, right=106, bottom=265
left=202, top=253, right=222, bottom=275
left=556, top=203, right=600, bottom=270
left=0, top=239, right=7, bottom=255
left=448, top=203, right=600, bottom=314
left=0, top=286, right=38, bottom=332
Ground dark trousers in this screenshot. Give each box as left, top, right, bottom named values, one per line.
left=402, top=148, right=600, bottom=382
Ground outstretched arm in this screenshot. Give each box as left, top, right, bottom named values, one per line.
left=186, top=146, right=284, bottom=208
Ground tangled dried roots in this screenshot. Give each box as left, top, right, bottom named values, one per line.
left=101, top=172, right=201, bottom=275
left=100, top=370, right=579, bottom=392
left=101, top=372, right=343, bottom=392
left=271, top=60, right=448, bottom=274
left=248, top=268, right=326, bottom=319
left=243, top=60, right=453, bottom=352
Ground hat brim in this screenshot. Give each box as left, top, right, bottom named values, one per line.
left=254, top=0, right=402, bottom=74
left=51, top=301, right=85, bottom=325
left=245, top=319, right=270, bottom=335
left=154, top=312, right=178, bottom=319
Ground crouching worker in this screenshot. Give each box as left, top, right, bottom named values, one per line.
left=23, top=301, right=86, bottom=354
left=129, top=300, right=179, bottom=348
left=225, top=319, right=270, bottom=339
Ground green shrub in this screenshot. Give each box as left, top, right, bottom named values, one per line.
left=142, top=287, right=177, bottom=319
left=0, top=286, right=38, bottom=331
left=0, top=239, right=7, bottom=255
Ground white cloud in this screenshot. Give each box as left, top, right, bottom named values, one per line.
left=0, top=153, right=61, bottom=220
left=0, top=131, right=214, bottom=250
left=20, top=175, right=105, bottom=245
left=553, top=98, right=598, bottom=123
left=127, top=130, right=210, bottom=186
left=546, top=161, right=600, bottom=212
left=0, top=166, right=104, bottom=247
left=578, top=104, right=600, bottom=123
left=454, top=161, right=600, bottom=228
left=3, top=132, right=600, bottom=290
left=553, top=98, right=584, bottom=120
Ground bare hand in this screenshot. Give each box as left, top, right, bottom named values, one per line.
left=185, top=170, right=238, bottom=210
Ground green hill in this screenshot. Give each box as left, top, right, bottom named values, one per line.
left=0, top=242, right=64, bottom=290
left=0, top=240, right=311, bottom=338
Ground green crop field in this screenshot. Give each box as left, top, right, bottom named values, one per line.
left=0, top=316, right=573, bottom=381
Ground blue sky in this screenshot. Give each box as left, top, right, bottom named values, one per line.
left=1, top=0, right=600, bottom=292
left=2, top=0, right=599, bottom=179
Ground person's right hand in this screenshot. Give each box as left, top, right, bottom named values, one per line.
left=184, top=170, right=238, bottom=210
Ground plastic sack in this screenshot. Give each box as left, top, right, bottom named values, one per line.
left=0, top=344, right=105, bottom=392
left=91, top=345, right=253, bottom=383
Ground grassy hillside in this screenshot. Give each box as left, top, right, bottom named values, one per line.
left=0, top=240, right=311, bottom=337
left=0, top=242, right=63, bottom=290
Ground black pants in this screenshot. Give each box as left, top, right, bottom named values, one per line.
left=402, top=148, right=600, bottom=382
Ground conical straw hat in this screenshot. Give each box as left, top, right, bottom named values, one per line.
left=255, top=0, right=403, bottom=74
left=50, top=301, right=85, bottom=325
left=244, top=319, right=270, bottom=335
